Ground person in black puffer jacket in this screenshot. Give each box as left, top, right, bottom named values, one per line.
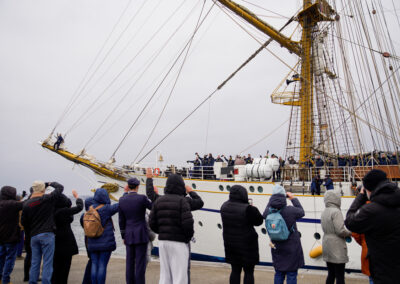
left=0, top=186, right=23, bottom=284
left=52, top=190, right=83, bottom=284
left=263, top=185, right=305, bottom=284
left=146, top=168, right=204, bottom=211
left=149, top=174, right=194, bottom=284
left=220, top=185, right=263, bottom=284
left=345, top=169, right=400, bottom=284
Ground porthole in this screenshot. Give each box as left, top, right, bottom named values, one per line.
left=249, top=186, right=255, bottom=192
left=257, top=186, right=263, bottom=193
left=261, top=228, right=267, bottom=235
left=192, top=183, right=197, bottom=189
left=219, top=185, right=224, bottom=191
left=314, top=232, right=321, bottom=240
left=217, top=223, right=222, bottom=229
left=198, top=221, right=203, bottom=227
left=227, top=185, right=231, bottom=192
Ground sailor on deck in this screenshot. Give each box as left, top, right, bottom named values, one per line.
left=314, top=155, right=324, bottom=168
left=338, top=155, right=348, bottom=167
left=223, top=155, right=234, bottom=167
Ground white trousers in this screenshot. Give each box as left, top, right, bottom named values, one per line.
left=159, top=240, right=189, bottom=284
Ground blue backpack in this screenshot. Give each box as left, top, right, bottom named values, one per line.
left=265, top=208, right=292, bottom=241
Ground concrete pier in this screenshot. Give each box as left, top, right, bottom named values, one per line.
left=10, top=254, right=368, bottom=283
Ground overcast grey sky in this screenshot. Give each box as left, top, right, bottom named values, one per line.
left=2, top=0, right=396, bottom=194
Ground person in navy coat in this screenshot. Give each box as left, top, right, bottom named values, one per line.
left=119, top=178, right=152, bottom=284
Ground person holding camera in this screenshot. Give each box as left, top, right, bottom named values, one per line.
left=220, top=185, right=263, bottom=284
left=263, top=185, right=305, bottom=284
left=345, top=169, right=400, bottom=283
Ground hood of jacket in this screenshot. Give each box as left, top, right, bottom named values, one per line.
left=324, top=190, right=341, bottom=208
left=93, top=188, right=111, bottom=205
left=55, top=193, right=72, bottom=208
left=228, top=185, right=248, bottom=203
left=165, top=174, right=186, bottom=196
left=371, top=181, right=400, bottom=207
left=0, top=186, right=17, bottom=201
left=269, top=193, right=287, bottom=209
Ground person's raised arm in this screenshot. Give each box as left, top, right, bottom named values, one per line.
left=64, top=190, right=83, bottom=216
left=146, top=168, right=159, bottom=202
left=185, top=185, right=204, bottom=211
left=287, top=192, right=305, bottom=219
left=246, top=205, right=264, bottom=226
left=44, top=182, right=64, bottom=202
left=345, top=188, right=371, bottom=233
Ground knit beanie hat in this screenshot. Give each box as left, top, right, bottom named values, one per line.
left=362, top=169, right=387, bottom=191
left=32, top=181, right=45, bottom=193
left=272, top=184, right=286, bottom=196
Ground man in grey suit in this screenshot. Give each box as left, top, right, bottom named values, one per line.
left=119, top=178, right=152, bottom=284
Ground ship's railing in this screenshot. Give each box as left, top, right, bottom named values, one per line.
left=180, top=166, right=231, bottom=180
left=351, top=165, right=400, bottom=180
left=281, top=165, right=400, bottom=182
left=135, top=163, right=400, bottom=183
left=282, top=166, right=353, bottom=182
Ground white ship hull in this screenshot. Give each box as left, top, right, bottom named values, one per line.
left=95, top=173, right=362, bottom=272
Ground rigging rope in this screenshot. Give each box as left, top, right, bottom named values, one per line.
left=78, top=0, right=201, bottom=148
left=131, top=0, right=208, bottom=164
left=239, top=119, right=289, bottom=154
left=110, top=0, right=215, bottom=160
left=66, top=0, right=186, bottom=136
left=50, top=0, right=134, bottom=135
left=81, top=0, right=195, bottom=150
left=136, top=16, right=296, bottom=163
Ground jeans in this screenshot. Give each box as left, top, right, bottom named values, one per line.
left=369, top=276, right=374, bottom=284
left=274, top=270, right=298, bottom=284
left=30, top=232, right=55, bottom=284
left=0, top=243, right=18, bottom=283
left=82, top=258, right=92, bottom=284
left=90, top=251, right=111, bottom=284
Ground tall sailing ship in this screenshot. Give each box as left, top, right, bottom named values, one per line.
left=41, top=0, right=400, bottom=271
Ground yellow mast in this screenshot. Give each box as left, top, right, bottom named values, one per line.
left=298, top=0, right=314, bottom=164
left=216, top=0, right=334, bottom=164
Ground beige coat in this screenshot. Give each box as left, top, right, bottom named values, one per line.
left=321, top=190, right=352, bottom=264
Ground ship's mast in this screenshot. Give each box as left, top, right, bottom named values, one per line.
left=298, top=0, right=314, bottom=164
left=216, top=0, right=334, bottom=164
